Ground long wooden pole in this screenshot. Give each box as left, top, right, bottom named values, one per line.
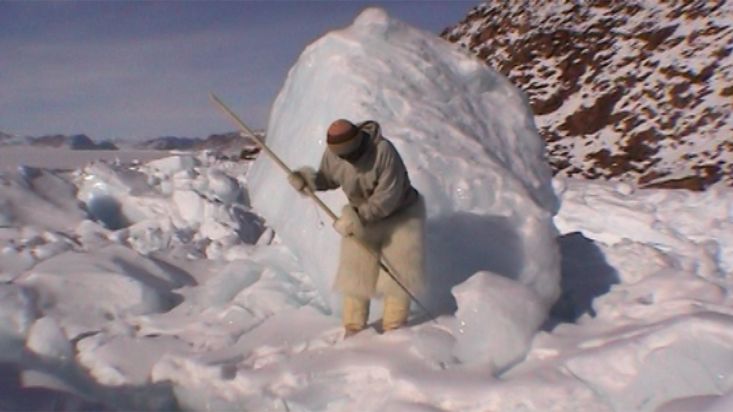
left=209, top=93, right=437, bottom=322
left=210, top=94, right=337, bottom=221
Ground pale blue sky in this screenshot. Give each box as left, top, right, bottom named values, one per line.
left=0, top=1, right=478, bottom=140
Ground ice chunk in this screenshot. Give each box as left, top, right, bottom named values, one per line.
left=1, top=168, right=87, bottom=231
left=76, top=219, right=110, bottom=248
left=247, top=8, right=560, bottom=313
left=127, top=220, right=172, bottom=254
left=147, top=155, right=199, bottom=177
left=451, top=272, right=546, bottom=372
left=206, top=168, right=240, bottom=204
left=188, top=261, right=262, bottom=307
left=26, top=317, right=73, bottom=360
left=18, top=245, right=191, bottom=336
left=0, top=284, right=38, bottom=357
left=173, top=190, right=204, bottom=225
left=33, top=239, right=73, bottom=261
left=76, top=333, right=191, bottom=386
left=200, top=202, right=235, bottom=241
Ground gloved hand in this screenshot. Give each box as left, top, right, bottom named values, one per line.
left=288, top=167, right=318, bottom=195
left=333, top=205, right=364, bottom=238
left=288, top=171, right=308, bottom=193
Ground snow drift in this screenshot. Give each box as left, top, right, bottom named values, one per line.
left=248, top=9, right=561, bottom=363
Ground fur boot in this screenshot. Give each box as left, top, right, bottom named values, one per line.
left=342, top=295, right=370, bottom=334
left=382, top=295, right=410, bottom=331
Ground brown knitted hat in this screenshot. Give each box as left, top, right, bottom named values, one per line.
left=326, top=119, right=362, bottom=156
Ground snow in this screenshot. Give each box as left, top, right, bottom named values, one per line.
left=0, top=7, right=733, bottom=412
left=26, top=317, right=73, bottom=360
left=0, top=146, right=168, bottom=172
left=2, top=149, right=733, bottom=411
left=0, top=284, right=37, bottom=357
left=451, top=272, right=547, bottom=372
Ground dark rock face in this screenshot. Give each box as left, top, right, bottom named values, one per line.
left=443, top=1, right=732, bottom=189
left=28, top=134, right=118, bottom=150
left=69, top=134, right=97, bottom=150
left=133, top=136, right=200, bottom=150
left=132, top=131, right=263, bottom=153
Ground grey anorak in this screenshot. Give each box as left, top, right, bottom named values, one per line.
left=313, top=121, right=418, bottom=224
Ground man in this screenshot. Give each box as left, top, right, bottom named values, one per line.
left=288, top=119, right=426, bottom=336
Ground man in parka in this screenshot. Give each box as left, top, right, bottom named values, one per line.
left=288, top=119, right=426, bottom=336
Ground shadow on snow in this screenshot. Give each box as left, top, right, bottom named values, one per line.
left=423, top=212, right=523, bottom=316
left=418, top=214, right=619, bottom=330
left=545, top=231, right=620, bottom=329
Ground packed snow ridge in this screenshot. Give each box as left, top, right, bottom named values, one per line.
left=1, top=8, right=733, bottom=412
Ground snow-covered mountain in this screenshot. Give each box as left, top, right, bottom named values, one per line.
left=443, top=1, right=733, bottom=190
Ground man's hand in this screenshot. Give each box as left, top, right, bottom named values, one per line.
left=288, top=167, right=319, bottom=195
left=333, top=205, right=364, bottom=238
left=288, top=171, right=308, bottom=193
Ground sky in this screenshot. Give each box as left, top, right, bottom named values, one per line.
left=0, top=1, right=479, bottom=141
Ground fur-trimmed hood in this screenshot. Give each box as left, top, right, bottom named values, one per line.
left=357, top=120, right=383, bottom=145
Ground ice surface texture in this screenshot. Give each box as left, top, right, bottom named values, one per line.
left=247, top=8, right=561, bottom=320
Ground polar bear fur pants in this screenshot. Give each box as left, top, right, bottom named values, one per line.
left=335, top=195, right=426, bottom=331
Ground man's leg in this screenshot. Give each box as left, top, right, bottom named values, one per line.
left=382, top=295, right=410, bottom=332
left=376, top=197, right=426, bottom=309
left=342, top=294, right=370, bottom=336
left=334, top=236, right=380, bottom=298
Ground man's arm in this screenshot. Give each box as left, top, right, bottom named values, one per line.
left=313, top=151, right=340, bottom=190
left=357, top=142, right=408, bottom=223
left=292, top=151, right=340, bottom=192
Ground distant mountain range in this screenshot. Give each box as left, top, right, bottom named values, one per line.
left=443, top=1, right=732, bottom=189
left=131, top=131, right=261, bottom=152
left=0, top=133, right=117, bottom=150
left=0, top=130, right=264, bottom=155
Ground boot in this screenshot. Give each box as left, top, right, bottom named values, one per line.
left=342, top=295, right=369, bottom=337
left=382, top=295, right=410, bottom=332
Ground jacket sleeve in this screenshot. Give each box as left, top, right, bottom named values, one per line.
left=314, top=151, right=340, bottom=191
left=357, top=143, right=408, bottom=223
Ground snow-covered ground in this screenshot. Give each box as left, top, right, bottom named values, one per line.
left=1, top=8, right=732, bottom=412
left=0, top=146, right=170, bottom=173
left=1, top=148, right=731, bottom=411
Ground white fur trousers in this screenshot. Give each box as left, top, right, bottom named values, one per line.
left=334, top=196, right=426, bottom=301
